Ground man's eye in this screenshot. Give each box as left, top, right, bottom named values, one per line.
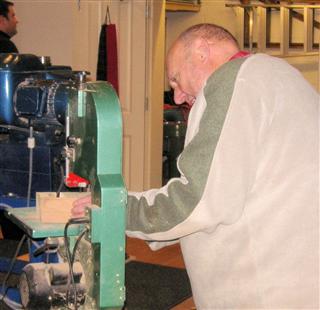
left=170, top=74, right=178, bottom=82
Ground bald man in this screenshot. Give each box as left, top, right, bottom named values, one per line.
left=74, top=24, right=319, bottom=309
left=0, top=0, right=18, bottom=53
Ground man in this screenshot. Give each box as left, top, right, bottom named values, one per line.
left=73, top=24, right=319, bottom=309
left=0, top=0, right=18, bottom=53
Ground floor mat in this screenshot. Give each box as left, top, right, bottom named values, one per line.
left=125, top=261, right=192, bottom=310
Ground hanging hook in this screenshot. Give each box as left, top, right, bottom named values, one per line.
left=104, top=6, right=111, bottom=24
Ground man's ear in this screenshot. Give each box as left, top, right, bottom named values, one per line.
left=0, top=15, right=6, bottom=25
left=193, top=37, right=210, bottom=65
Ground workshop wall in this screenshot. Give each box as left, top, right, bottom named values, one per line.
left=13, top=1, right=101, bottom=78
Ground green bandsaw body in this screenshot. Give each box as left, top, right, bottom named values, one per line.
left=68, top=81, right=127, bottom=309
left=5, top=81, right=127, bottom=309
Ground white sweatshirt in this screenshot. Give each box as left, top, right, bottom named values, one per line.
left=126, top=54, right=319, bottom=309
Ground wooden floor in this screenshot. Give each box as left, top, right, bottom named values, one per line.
left=126, top=237, right=195, bottom=310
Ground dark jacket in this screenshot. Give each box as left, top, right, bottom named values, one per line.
left=0, top=30, right=18, bottom=53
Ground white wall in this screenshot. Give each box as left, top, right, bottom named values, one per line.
left=12, top=0, right=112, bottom=79
left=12, top=2, right=72, bottom=65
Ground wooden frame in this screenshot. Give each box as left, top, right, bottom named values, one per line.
left=227, top=1, right=319, bottom=56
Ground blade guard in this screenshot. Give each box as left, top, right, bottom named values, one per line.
left=65, top=172, right=90, bottom=188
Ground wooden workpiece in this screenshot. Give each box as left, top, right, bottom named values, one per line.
left=37, top=192, right=89, bottom=224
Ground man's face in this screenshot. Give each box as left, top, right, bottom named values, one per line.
left=0, top=5, right=18, bottom=37
left=167, top=43, right=202, bottom=106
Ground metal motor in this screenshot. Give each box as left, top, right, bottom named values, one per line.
left=19, top=262, right=86, bottom=309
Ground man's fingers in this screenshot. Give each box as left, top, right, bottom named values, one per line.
left=71, top=211, right=85, bottom=218
left=71, top=194, right=92, bottom=218
left=75, top=195, right=92, bottom=205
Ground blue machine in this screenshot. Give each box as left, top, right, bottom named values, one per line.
left=0, top=54, right=74, bottom=201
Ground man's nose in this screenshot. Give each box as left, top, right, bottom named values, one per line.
left=174, top=88, right=187, bottom=105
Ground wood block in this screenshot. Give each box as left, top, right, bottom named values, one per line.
left=36, top=192, right=90, bottom=224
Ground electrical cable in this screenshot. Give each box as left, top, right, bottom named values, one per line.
left=56, top=163, right=65, bottom=198
left=70, top=227, right=89, bottom=308
left=71, top=227, right=88, bottom=268
left=0, top=203, right=12, bottom=209
left=0, top=296, right=23, bottom=310
left=0, top=234, right=27, bottom=302
left=64, top=221, right=77, bottom=309
left=63, top=218, right=89, bottom=310
left=26, top=126, right=35, bottom=208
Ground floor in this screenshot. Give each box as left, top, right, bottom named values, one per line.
left=126, top=237, right=196, bottom=310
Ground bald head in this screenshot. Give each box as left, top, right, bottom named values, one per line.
left=178, top=23, right=239, bottom=48
left=166, top=23, right=240, bottom=106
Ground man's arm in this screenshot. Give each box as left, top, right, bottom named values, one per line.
left=126, top=58, right=256, bottom=242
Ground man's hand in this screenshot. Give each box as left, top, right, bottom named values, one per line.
left=71, top=194, right=92, bottom=218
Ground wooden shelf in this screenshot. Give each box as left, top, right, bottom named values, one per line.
left=225, top=0, right=320, bottom=8
left=166, top=1, right=200, bottom=12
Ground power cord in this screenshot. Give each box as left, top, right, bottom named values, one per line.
left=56, top=162, right=65, bottom=198
left=0, top=234, right=27, bottom=302
left=63, top=218, right=89, bottom=310
left=71, top=228, right=88, bottom=268
left=70, top=227, right=88, bottom=308
left=26, top=126, right=35, bottom=208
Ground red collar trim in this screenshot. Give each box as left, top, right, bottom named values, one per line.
left=229, top=50, right=251, bottom=61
